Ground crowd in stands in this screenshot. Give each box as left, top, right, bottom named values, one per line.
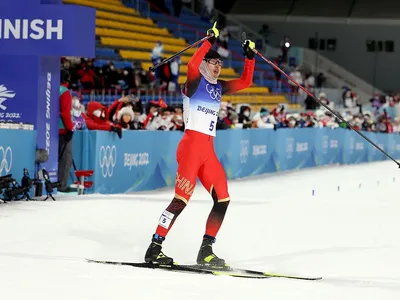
left=62, top=56, right=400, bottom=136
left=62, top=57, right=157, bottom=93
left=70, top=90, right=400, bottom=139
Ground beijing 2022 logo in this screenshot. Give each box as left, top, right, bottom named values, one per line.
left=99, top=145, right=116, bottom=178
left=0, top=84, right=16, bottom=111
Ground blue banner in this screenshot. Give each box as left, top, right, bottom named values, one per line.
left=0, top=2, right=96, bottom=57
left=36, top=56, right=61, bottom=177
left=71, top=128, right=400, bottom=194
left=0, top=129, right=37, bottom=181
left=314, top=128, right=343, bottom=166
left=0, top=0, right=96, bottom=180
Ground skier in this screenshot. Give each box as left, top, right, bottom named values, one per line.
left=144, top=22, right=256, bottom=266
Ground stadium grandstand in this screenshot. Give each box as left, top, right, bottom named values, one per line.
left=62, top=0, right=300, bottom=112
left=229, top=0, right=400, bottom=18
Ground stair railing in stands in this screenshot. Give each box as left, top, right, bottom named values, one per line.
left=120, top=0, right=292, bottom=96
left=80, top=87, right=184, bottom=106
left=125, top=0, right=234, bottom=69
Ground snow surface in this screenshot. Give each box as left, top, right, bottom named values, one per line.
left=1, top=161, right=400, bottom=300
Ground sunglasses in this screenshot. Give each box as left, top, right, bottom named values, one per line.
left=204, top=58, right=223, bottom=66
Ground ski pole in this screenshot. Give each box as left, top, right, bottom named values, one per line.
left=249, top=44, right=400, bottom=168
left=149, top=34, right=214, bottom=72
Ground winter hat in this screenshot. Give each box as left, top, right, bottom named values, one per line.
left=200, top=50, right=221, bottom=84
left=260, top=108, right=269, bottom=117
left=118, top=106, right=134, bottom=121
left=204, top=49, right=221, bottom=60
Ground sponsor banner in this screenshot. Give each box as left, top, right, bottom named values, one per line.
left=0, top=129, right=37, bottom=181
left=71, top=129, right=400, bottom=194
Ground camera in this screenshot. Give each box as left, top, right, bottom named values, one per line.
left=38, top=169, right=61, bottom=201
left=0, top=170, right=35, bottom=202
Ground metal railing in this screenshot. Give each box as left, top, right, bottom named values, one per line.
left=79, top=87, right=183, bottom=105
left=77, top=86, right=293, bottom=107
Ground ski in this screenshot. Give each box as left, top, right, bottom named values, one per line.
left=86, top=259, right=267, bottom=278
left=86, top=259, right=322, bottom=281
left=180, top=264, right=322, bottom=281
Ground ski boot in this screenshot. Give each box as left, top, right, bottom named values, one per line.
left=196, top=235, right=227, bottom=268
left=144, top=234, right=174, bottom=265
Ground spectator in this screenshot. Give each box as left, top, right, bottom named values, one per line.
left=119, top=69, right=136, bottom=91
left=132, top=107, right=146, bottom=130
left=71, top=92, right=87, bottom=131
left=362, top=111, right=375, bottom=132
left=58, top=69, right=75, bottom=193
left=288, top=65, right=303, bottom=92
left=170, top=106, right=184, bottom=131
left=318, top=92, right=335, bottom=113
left=117, top=106, right=135, bottom=130
left=229, top=110, right=241, bottom=129
left=135, top=64, right=153, bottom=88
left=169, top=57, right=180, bottom=92
left=84, top=101, right=122, bottom=138
left=377, top=112, right=393, bottom=133
left=158, top=58, right=173, bottom=91
left=288, top=65, right=303, bottom=103
left=238, top=105, right=252, bottom=129
left=150, top=107, right=174, bottom=130
left=151, top=41, right=164, bottom=81
left=216, top=106, right=230, bottom=129
left=393, top=117, right=400, bottom=133
left=370, top=93, right=382, bottom=109
left=252, top=108, right=275, bottom=129
left=103, top=62, right=120, bottom=89
left=61, top=58, right=79, bottom=88
left=304, top=72, right=315, bottom=91
left=78, top=58, right=97, bottom=90
left=280, top=36, right=291, bottom=63
left=142, top=101, right=163, bottom=129
left=304, top=93, right=318, bottom=110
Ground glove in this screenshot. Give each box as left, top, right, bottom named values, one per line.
left=64, top=130, right=74, bottom=142
left=111, top=126, right=122, bottom=139
left=206, top=21, right=219, bottom=44
left=242, top=39, right=256, bottom=59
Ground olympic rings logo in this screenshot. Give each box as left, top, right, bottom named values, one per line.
left=0, top=146, right=12, bottom=176
left=206, top=84, right=221, bottom=101
left=99, top=145, right=116, bottom=178
left=240, top=140, right=249, bottom=164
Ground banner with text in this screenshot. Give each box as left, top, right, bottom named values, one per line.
left=72, top=128, right=400, bottom=195
left=0, top=0, right=95, bottom=179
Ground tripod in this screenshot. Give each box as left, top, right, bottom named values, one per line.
left=43, top=192, right=56, bottom=201
left=21, top=191, right=36, bottom=201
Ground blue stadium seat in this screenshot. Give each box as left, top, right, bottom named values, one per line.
left=95, top=48, right=117, bottom=58
left=93, top=59, right=133, bottom=69
left=149, top=12, right=209, bottom=29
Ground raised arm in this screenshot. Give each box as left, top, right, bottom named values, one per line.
left=220, top=58, right=255, bottom=95
left=184, top=22, right=219, bottom=97
left=220, top=40, right=256, bottom=95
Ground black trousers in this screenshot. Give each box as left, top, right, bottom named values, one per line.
left=58, top=135, right=73, bottom=191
